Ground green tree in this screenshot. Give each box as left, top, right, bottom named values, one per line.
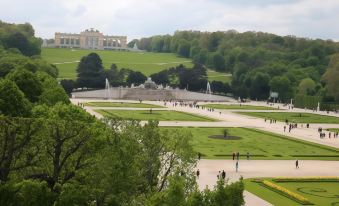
left=36, top=71, right=70, bottom=106
left=31, top=103, right=101, bottom=193
left=212, top=53, right=225, bottom=71
left=76, top=53, right=105, bottom=88
left=6, top=69, right=42, bottom=102
left=298, top=78, right=316, bottom=95
left=150, top=70, right=170, bottom=85
left=269, top=76, right=293, bottom=102
left=322, top=54, right=339, bottom=101
left=0, top=117, right=41, bottom=181
left=105, top=63, right=123, bottom=86
left=177, top=39, right=191, bottom=58
left=0, top=79, right=31, bottom=117
left=249, top=72, right=270, bottom=100
left=126, top=71, right=147, bottom=86
left=0, top=180, right=55, bottom=206
left=60, top=79, right=75, bottom=95
left=39, top=86, right=70, bottom=106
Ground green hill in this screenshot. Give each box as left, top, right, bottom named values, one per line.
left=42, top=48, right=193, bottom=79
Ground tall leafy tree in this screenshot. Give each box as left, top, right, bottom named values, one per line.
left=322, top=54, right=339, bottom=101
left=31, top=103, right=101, bottom=192
left=298, top=78, right=316, bottom=95
left=0, top=117, right=42, bottom=182
left=0, top=79, right=31, bottom=117
left=212, top=53, right=225, bottom=71
left=269, top=76, right=294, bottom=102
left=76, top=53, right=105, bottom=88
left=6, top=69, right=42, bottom=102
left=126, top=71, right=147, bottom=86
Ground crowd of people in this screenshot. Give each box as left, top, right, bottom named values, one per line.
left=318, top=127, right=339, bottom=138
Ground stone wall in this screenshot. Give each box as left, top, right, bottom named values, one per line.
left=72, top=88, right=232, bottom=102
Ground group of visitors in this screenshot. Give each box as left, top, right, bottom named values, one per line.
left=232, top=152, right=250, bottom=160
left=287, top=123, right=298, bottom=132
left=318, top=127, right=339, bottom=139
left=265, top=118, right=277, bottom=124
left=77, top=102, right=85, bottom=108
left=163, top=100, right=221, bottom=114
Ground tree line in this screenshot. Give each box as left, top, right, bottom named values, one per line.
left=131, top=30, right=339, bottom=102
left=0, top=21, right=245, bottom=205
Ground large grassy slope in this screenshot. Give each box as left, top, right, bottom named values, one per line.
left=42, top=48, right=232, bottom=82
left=206, top=70, right=232, bottom=83
left=42, top=48, right=193, bottom=79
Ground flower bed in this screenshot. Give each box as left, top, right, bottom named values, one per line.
left=261, top=180, right=313, bottom=205
left=273, top=177, right=339, bottom=182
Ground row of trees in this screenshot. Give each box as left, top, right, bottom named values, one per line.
left=132, top=30, right=339, bottom=101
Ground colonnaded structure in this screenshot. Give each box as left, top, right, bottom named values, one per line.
left=54, top=28, right=127, bottom=50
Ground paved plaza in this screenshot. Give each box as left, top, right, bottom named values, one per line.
left=72, top=98, right=339, bottom=206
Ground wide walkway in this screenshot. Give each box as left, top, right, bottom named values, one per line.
left=196, top=159, right=339, bottom=189
left=197, top=159, right=339, bottom=206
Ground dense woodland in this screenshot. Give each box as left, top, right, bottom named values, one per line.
left=130, top=31, right=339, bottom=103
left=0, top=21, right=245, bottom=205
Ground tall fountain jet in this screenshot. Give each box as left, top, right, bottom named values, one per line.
left=105, top=78, right=111, bottom=99
left=206, top=82, right=212, bottom=94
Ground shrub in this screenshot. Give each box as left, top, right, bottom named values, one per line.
left=261, top=180, right=312, bottom=205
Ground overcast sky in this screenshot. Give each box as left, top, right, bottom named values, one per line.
left=1, top=0, right=338, bottom=41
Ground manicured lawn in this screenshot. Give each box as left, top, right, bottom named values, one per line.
left=202, top=104, right=278, bottom=110
left=245, top=178, right=339, bottom=206
left=162, top=127, right=339, bottom=160
left=84, top=102, right=163, bottom=108
left=207, top=70, right=232, bottom=83
left=42, top=48, right=193, bottom=79
left=327, top=128, right=339, bottom=133
left=237, top=112, right=339, bottom=124
left=96, top=109, right=216, bottom=121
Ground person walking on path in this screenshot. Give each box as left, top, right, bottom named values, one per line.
left=232, top=152, right=235, bottom=160
left=284, top=125, right=286, bottom=132
left=236, top=161, right=239, bottom=172
left=196, top=169, right=200, bottom=178
left=295, top=160, right=299, bottom=169
left=221, top=170, right=226, bottom=180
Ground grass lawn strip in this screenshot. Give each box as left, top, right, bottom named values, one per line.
left=237, top=112, right=339, bottom=123
left=202, top=104, right=278, bottom=110
left=161, top=127, right=339, bottom=160
left=84, top=102, right=163, bottom=108
left=327, top=128, right=339, bottom=133
left=95, top=109, right=217, bottom=122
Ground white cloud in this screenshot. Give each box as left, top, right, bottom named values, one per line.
left=0, top=0, right=339, bottom=41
